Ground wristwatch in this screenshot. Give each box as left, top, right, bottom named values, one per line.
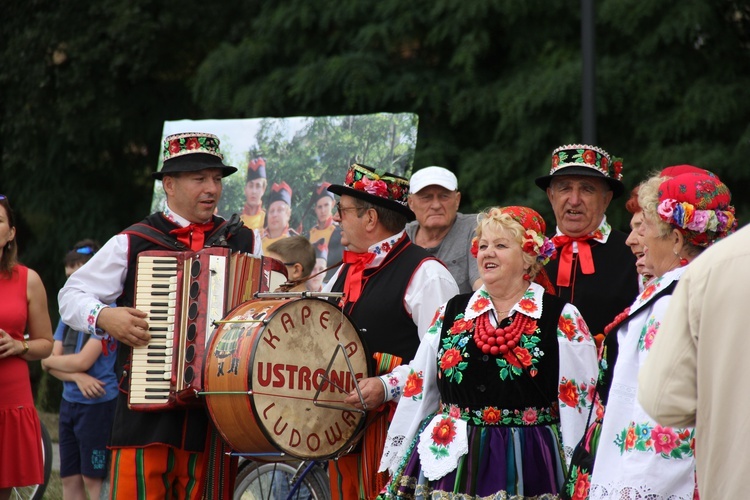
left=20, top=340, right=29, bottom=356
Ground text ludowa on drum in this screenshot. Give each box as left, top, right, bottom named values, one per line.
left=204, top=297, right=371, bottom=460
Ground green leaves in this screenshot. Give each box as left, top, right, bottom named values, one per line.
left=3, top=0, right=750, bottom=332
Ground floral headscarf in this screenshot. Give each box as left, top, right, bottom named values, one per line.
left=657, top=172, right=737, bottom=247
left=471, top=206, right=557, bottom=265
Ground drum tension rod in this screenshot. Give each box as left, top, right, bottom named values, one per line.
left=196, top=390, right=254, bottom=396
left=212, top=318, right=267, bottom=325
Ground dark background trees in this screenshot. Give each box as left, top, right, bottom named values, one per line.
left=2, top=0, right=750, bottom=406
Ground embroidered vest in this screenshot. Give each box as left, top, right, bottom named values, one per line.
left=330, top=237, right=435, bottom=371
left=439, top=292, right=566, bottom=412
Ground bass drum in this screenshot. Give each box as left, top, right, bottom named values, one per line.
left=204, top=297, right=370, bottom=461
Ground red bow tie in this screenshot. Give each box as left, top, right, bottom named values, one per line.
left=170, top=221, right=215, bottom=251
left=551, top=234, right=597, bottom=287
left=342, top=250, right=376, bottom=304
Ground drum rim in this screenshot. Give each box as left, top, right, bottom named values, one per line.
left=205, top=297, right=372, bottom=460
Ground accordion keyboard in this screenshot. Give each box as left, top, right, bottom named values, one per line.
left=129, top=255, right=178, bottom=405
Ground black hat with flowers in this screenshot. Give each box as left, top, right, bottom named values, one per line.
left=154, top=132, right=237, bottom=180
left=327, top=163, right=414, bottom=220
left=535, top=144, right=625, bottom=198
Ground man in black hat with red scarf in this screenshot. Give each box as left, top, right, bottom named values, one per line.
left=535, top=144, right=638, bottom=344
left=59, top=132, right=259, bottom=499
left=322, top=163, right=459, bottom=499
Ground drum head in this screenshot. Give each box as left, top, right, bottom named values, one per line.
left=204, top=298, right=370, bottom=460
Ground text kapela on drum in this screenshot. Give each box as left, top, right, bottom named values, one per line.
left=255, top=304, right=364, bottom=394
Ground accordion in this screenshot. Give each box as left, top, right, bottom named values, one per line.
left=128, top=247, right=287, bottom=411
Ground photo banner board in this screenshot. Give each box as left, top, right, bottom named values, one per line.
left=150, top=113, right=419, bottom=267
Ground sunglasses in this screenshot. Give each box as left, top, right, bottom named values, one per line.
left=334, top=202, right=360, bottom=215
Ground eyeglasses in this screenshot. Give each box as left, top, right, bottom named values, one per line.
left=334, top=202, right=360, bottom=215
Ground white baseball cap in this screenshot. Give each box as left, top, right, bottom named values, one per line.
left=409, top=166, right=458, bottom=194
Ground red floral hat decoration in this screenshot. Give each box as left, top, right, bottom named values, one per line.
left=154, top=132, right=237, bottom=180
left=472, top=206, right=557, bottom=266
left=267, top=181, right=293, bottom=206
left=327, top=163, right=414, bottom=221
left=535, top=144, right=625, bottom=198
left=656, top=172, right=737, bottom=247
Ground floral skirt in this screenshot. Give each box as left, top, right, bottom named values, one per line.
left=380, top=418, right=567, bottom=499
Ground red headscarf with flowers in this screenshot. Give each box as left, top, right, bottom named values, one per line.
left=657, top=172, right=737, bottom=247
left=471, top=206, right=557, bottom=294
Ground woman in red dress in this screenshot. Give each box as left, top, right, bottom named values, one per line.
left=0, top=194, right=54, bottom=498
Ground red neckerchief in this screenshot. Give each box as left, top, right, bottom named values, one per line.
left=341, top=250, right=376, bottom=304
left=170, top=221, right=214, bottom=251
left=551, top=234, right=597, bottom=287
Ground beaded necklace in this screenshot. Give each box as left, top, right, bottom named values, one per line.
left=473, top=310, right=533, bottom=356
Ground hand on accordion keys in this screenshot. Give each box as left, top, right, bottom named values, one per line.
left=96, top=306, right=150, bottom=347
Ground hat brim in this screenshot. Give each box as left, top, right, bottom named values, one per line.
left=153, top=153, right=237, bottom=180
left=535, top=166, right=625, bottom=199
left=328, top=184, right=416, bottom=221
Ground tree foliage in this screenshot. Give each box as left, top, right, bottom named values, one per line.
left=193, top=0, right=750, bottom=229
left=2, top=0, right=750, bottom=313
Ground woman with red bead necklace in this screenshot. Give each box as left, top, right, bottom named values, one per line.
left=377, top=206, right=598, bottom=498
left=587, top=170, right=736, bottom=500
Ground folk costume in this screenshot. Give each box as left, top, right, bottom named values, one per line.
left=0, top=265, right=46, bottom=489
left=323, top=163, right=459, bottom=500
left=546, top=217, right=638, bottom=341
left=59, top=133, right=257, bottom=500
left=240, top=153, right=267, bottom=231
left=378, top=206, right=598, bottom=499
left=307, top=181, right=338, bottom=246
left=639, top=227, right=745, bottom=499
left=587, top=268, right=696, bottom=499
left=588, top=171, right=737, bottom=499
left=536, top=145, right=639, bottom=341
left=261, top=181, right=297, bottom=253
left=240, top=206, right=265, bottom=232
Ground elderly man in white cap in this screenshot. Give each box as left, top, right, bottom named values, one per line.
left=406, top=166, right=481, bottom=293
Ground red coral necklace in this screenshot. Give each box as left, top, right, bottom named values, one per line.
left=474, top=311, right=532, bottom=356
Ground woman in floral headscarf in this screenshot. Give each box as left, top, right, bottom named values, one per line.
left=377, top=206, right=598, bottom=498
left=588, top=171, right=736, bottom=500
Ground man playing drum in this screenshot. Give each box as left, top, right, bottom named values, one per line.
left=323, top=163, right=459, bottom=499
left=58, top=132, right=260, bottom=499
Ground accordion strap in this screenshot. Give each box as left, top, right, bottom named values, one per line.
left=122, top=213, right=245, bottom=251
left=121, top=222, right=186, bottom=250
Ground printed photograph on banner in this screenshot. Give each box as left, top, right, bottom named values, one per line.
left=150, top=113, right=419, bottom=266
